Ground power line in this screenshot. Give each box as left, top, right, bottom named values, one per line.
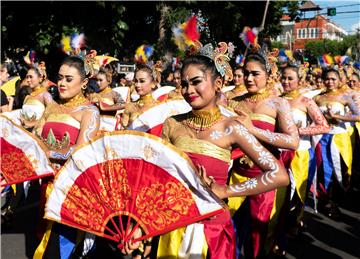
left=320, top=3, right=360, bottom=9
left=319, top=10, right=360, bottom=15
left=334, top=11, right=360, bottom=15
left=332, top=16, right=360, bottom=20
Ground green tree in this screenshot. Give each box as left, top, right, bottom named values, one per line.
left=305, top=33, right=359, bottom=58
left=1, top=1, right=301, bottom=66
left=1, top=1, right=128, bottom=58
left=305, top=41, right=325, bottom=57
left=148, top=1, right=300, bottom=56
left=271, top=41, right=284, bottom=50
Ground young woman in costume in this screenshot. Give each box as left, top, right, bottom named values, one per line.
left=89, top=67, right=126, bottom=116
left=277, top=65, right=330, bottom=252
left=121, top=64, right=160, bottom=130
left=314, top=68, right=360, bottom=219
left=20, top=65, right=54, bottom=129
left=227, top=52, right=300, bottom=258
left=33, top=56, right=100, bottom=259
left=225, top=66, right=247, bottom=101
left=157, top=43, right=289, bottom=259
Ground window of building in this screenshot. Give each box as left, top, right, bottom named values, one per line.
left=297, top=28, right=307, bottom=39
left=309, top=28, right=314, bottom=38
left=308, top=28, right=319, bottom=39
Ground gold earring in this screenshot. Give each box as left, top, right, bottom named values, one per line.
left=81, top=84, right=88, bottom=90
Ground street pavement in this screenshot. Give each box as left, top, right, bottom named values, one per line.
left=1, top=186, right=359, bottom=259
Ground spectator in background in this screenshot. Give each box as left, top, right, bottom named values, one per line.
left=0, top=61, right=18, bottom=86
left=160, top=68, right=176, bottom=87
left=118, top=73, right=127, bottom=87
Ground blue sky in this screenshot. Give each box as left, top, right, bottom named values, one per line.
left=310, top=1, right=360, bottom=34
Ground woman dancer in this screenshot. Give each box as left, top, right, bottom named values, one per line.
left=33, top=56, right=100, bottom=259
left=314, top=68, right=360, bottom=219
left=278, top=65, right=330, bottom=252
left=20, top=65, right=54, bottom=129
left=157, top=44, right=289, bottom=259
left=228, top=52, right=299, bottom=258
left=89, top=67, right=126, bottom=116
left=121, top=64, right=160, bottom=131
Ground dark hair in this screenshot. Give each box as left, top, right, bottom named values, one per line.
left=351, top=72, right=359, bottom=81
left=17, top=86, right=32, bottom=107
left=97, top=67, right=113, bottom=83
left=1, top=62, right=18, bottom=77
left=233, top=66, right=245, bottom=74
left=322, top=68, right=340, bottom=80
left=181, top=55, right=221, bottom=82
left=161, top=68, right=173, bottom=82
left=61, top=56, right=87, bottom=80
left=135, top=64, right=154, bottom=81
left=244, top=53, right=269, bottom=75
left=282, top=65, right=300, bottom=79
left=28, top=66, right=46, bottom=80
left=174, top=68, right=181, bottom=75
left=18, top=66, right=29, bottom=81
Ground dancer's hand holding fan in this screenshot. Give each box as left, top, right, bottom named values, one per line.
left=44, top=130, right=226, bottom=250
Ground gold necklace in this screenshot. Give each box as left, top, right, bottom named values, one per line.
left=246, top=87, right=271, bottom=103
left=185, top=106, right=222, bottom=132
left=137, top=94, right=156, bottom=107
left=233, top=85, right=247, bottom=94
left=339, top=84, right=350, bottom=93
left=324, top=88, right=341, bottom=97
left=30, top=85, right=46, bottom=97
left=283, top=89, right=301, bottom=100
left=99, top=87, right=112, bottom=95
left=60, top=93, right=88, bottom=108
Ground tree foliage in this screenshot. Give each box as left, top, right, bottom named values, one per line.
left=1, top=1, right=301, bottom=63
left=305, top=33, right=360, bottom=59
left=271, top=41, right=285, bottom=50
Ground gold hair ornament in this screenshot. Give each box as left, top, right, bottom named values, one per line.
left=199, top=42, right=233, bottom=82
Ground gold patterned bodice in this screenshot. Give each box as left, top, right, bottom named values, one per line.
left=174, top=136, right=231, bottom=164
left=249, top=113, right=276, bottom=125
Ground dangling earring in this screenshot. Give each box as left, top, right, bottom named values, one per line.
left=81, top=84, right=88, bottom=90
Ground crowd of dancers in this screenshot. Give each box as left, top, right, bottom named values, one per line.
left=1, top=39, right=359, bottom=259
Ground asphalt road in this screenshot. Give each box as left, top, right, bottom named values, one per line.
left=1, top=186, right=359, bottom=259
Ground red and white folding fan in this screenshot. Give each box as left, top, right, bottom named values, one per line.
left=1, top=109, right=22, bottom=126
left=152, top=86, right=176, bottom=101
left=45, top=131, right=225, bottom=249
left=0, top=115, right=55, bottom=186
left=127, top=98, right=191, bottom=136
left=99, top=115, right=117, bottom=132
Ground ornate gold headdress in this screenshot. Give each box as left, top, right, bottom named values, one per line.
left=72, top=48, right=97, bottom=78
left=247, top=46, right=272, bottom=74
left=199, top=42, right=233, bottom=82
left=152, top=60, right=163, bottom=84
left=33, top=61, right=48, bottom=80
